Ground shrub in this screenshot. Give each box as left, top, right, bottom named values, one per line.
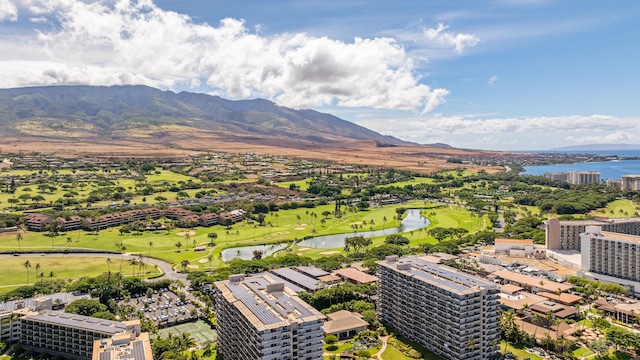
left=324, top=334, right=338, bottom=344
left=325, top=344, right=339, bottom=352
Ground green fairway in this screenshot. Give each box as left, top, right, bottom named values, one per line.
left=0, top=255, right=160, bottom=294
left=0, top=200, right=486, bottom=266
left=591, top=199, right=640, bottom=218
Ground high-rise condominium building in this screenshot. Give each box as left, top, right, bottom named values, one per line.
left=377, top=256, right=500, bottom=360
left=214, top=274, right=325, bottom=360
left=581, top=226, right=640, bottom=295
left=621, top=175, right=640, bottom=191
left=546, top=217, right=640, bottom=250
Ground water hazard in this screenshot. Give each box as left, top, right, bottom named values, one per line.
left=220, top=209, right=430, bottom=261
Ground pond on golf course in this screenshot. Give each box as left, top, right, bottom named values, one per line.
left=220, top=209, right=430, bottom=261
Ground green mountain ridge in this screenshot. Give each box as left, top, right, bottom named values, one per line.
left=0, top=85, right=414, bottom=146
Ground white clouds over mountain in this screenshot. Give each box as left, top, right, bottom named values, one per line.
left=0, top=0, right=451, bottom=113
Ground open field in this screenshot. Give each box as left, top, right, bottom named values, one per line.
left=0, top=136, right=504, bottom=174
left=498, top=341, right=543, bottom=360
left=0, top=255, right=160, bottom=294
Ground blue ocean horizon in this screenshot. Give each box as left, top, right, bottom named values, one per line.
left=522, top=149, right=640, bottom=180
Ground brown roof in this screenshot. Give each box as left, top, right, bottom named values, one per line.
left=537, top=292, right=583, bottom=305
left=500, top=284, right=523, bottom=294
left=322, top=311, right=369, bottom=335
left=319, top=274, right=341, bottom=283
left=333, top=268, right=378, bottom=284
left=493, top=270, right=573, bottom=293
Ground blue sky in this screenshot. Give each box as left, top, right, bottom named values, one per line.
left=0, top=0, right=639, bottom=150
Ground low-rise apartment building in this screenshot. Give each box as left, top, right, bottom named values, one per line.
left=214, top=274, right=325, bottom=360
left=377, top=255, right=500, bottom=360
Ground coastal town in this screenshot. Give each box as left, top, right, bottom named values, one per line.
left=0, top=151, right=638, bottom=360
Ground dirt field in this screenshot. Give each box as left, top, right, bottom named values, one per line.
left=0, top=134, right=505, bottom=174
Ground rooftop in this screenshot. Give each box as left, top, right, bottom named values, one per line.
left=215, top=274, right=324, bottom=330
left=22, top=310, right=128, bottom=335
left=378, top=256, right=497, bottom=295
left=493, top=270, right=573, bottom=293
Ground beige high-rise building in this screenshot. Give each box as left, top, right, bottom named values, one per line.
left=377, top=256, right=500, bottom=360
left=621, top=175, right=640, bottom=191
left=546, top=217, right=640, bottom=250
left=581, top=226, right=640, bottom=295
left=214, top=274, right=325, bottom=360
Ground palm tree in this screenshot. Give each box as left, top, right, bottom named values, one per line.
left=23, top=260, right=31, bottom=286
left=180, top=259, right=190, bottom=272
left=35, top=263, right=41, bottom=283
left=147, top=241, right=153, bottom=271
left=532, top=313, right=542, bottom=339
left=38, top=271, right=45, bottom=285
left=106, top=257, right=112, bottom=274
left=207, top=254, right=213, bottom=271
left=129, top=259, right=138, bottom=277
left=175, top=241, right=182, bottom=252
left=16, top=233, right=22, bottom=251
left=48, top=271, right=55, bottom=284
left=66, top=236, right=73, bottom=250
left=119, top=244, right=127, bottom=273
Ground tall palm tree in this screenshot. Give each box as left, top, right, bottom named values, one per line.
left=35, top=263, right=41, bottom=283
left=48, top=271, right=55, bottom=284
left=129, top=258, right=137, bottom=277
left=119, top=244, right=127, bottom=273
left=38, top=271, right=45, bottom=285
left=66, top=236, right=73, bottom=250
left=23, top=260, right=31, bottom=286
left=207, top=254, right=213, bottom=271
left=147, top=241, right=153, bottom=271
left=16, top=233, right=22, bottom=251
left=106, top=257, right=112, bottom=274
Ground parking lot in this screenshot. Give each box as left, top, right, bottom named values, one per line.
left=121, top=290, right=199, bottom=326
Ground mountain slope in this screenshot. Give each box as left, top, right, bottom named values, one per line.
left=0, top=85, right=407, bottom=145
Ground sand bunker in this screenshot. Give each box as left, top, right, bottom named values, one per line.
left=297, top=247, right=311, bottom=252
left=187, top=265, right=199, bottom=269
left=177, top=231, right=196, bottom=236
left=320, top=251, right=339, bottom=255
left=294, top=227, right=306, bottom=230
left=198, top=259, right=208, bottom=263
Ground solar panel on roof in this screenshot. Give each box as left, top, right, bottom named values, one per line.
left=99, top=350, right=112, bottom=360
left=132, top=340, right=147, bottom=360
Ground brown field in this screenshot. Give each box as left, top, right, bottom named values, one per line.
left=0, top=133, right=505, bottom=174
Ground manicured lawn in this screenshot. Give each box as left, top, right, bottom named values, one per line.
left=0, top=255, right=160, bottom=294
left=381, top=335, right=442, bottom=360
left=275, top=179, right=311, bottom=191
left=499, top=341, right=543, bottom=360
left=591, top=199, right=639, bottom=218
left=573, top=347, right=594, bottom=357
left=323, top=340, right=354, bottom=354
left=385, top=177, right=437, bottom=187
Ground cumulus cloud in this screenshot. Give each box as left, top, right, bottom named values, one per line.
left=0, top=0, right=448, bottom=113
left=488, top=75, right=498, bottom=85
left=0, top=0, right=17, bottom=21
left=423, top=23, right=480, bottom=54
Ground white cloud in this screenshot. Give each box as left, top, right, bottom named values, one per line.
left=0, top=0, right=448, bottom=113
left=423, top=23, right=480, bottom=54
left=566, top=131, right=637, bottom=145
left=0, top=0, right=17, bottom=21
left=488, top=75, right=498, bottom=85
left=353, top=113, right=640, bottom=150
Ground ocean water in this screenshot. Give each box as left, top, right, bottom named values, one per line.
left=523, top=160, right=640, bottom=180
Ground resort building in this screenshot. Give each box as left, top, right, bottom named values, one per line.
left=377, top=255, right=500, bottom=360
left=545, top=216, right=640, bottom=250
left=580, top=226, right=640, bottom=295
left=621, top=175, right=640, bottom=191
left=214, top=274, right=325, bottom=360
left=92, top=332, right=153, bottom=360
left=542, top=171, right=600, bottom=185
left=25, top=213, right=53, bottom=231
